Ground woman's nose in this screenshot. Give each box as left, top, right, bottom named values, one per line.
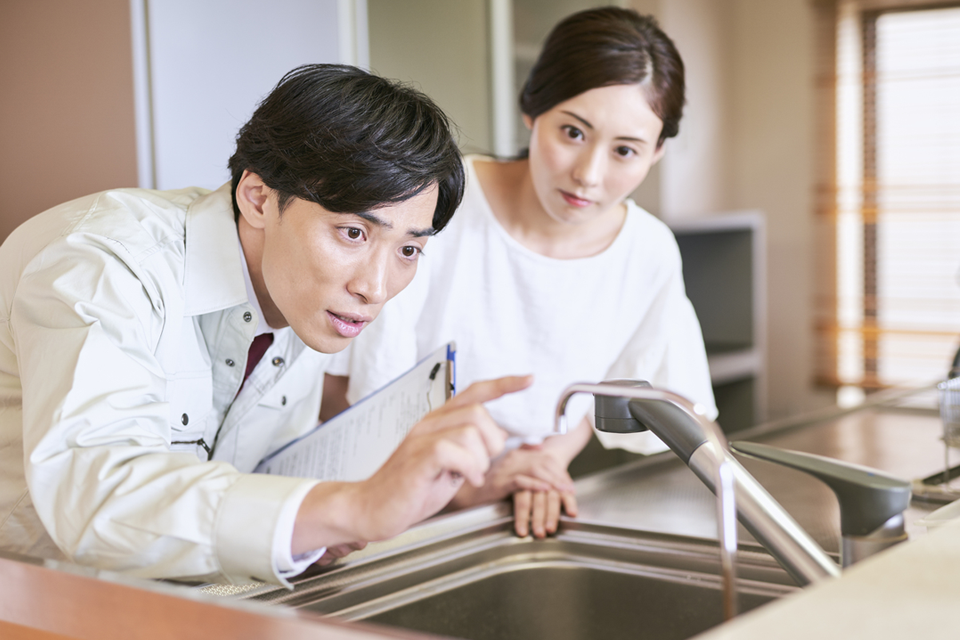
left=572, top=147, right=604, bottom=187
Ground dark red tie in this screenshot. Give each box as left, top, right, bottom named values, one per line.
left=241, top=333, right=274, bottom=390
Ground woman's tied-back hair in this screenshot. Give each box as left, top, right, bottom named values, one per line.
left=229, top=64, right=464, bottom=232
left=519, top=7, right=685, bottom=147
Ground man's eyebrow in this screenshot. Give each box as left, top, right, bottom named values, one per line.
left=351, top=210, right=435, bottom=237
left=561, top=110, right=649, bottom=144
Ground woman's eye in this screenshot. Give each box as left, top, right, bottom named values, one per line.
left=615, top=146, right=637, bottom=158
left=562, top=125, right=584, bottom=141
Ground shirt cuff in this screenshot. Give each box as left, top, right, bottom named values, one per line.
left=274, top=479, right=326, bottom=579
left=214, top=473, right=322, bottom=585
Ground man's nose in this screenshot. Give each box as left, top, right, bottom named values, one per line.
left=348, top=250, right=389, bottom=305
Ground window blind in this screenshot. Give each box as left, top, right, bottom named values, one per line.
left=815, top=1, right=960, bottom=389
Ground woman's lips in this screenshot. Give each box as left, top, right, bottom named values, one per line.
left=327, top=311, right=369, bottom=338
left=560, top=190, right=592, bottom=208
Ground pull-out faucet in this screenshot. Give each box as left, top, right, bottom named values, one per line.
left=556, top=381, right=743, bottom=619
left=556, top=381, right=911, bottom=608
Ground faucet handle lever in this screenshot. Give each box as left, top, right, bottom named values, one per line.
left=730, top=441, right=911, bottom=537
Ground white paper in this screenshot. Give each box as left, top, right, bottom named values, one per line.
left=255, top=343, right=455, bottom=481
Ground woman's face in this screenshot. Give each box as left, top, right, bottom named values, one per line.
left=524, top=84, right=666, bottom=227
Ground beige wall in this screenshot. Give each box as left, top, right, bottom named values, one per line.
left=0, top=0, right=138, bottom=242
left=646, top=0, right=835, bottom=418
left=368, top=0, right=492, bottom=155
left=656, top=0, right=736, bottom=219
left=0, top=0, right=833, bottom=419
left=725, top=0, right=835, bottom=417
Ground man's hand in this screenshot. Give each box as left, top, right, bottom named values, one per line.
left=315, top=541, right=367, bottom=567
left=292, top=375, right=533, bottom=555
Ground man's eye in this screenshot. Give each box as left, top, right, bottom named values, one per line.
left=345, top=228, right=363, bottom=240
left=401, top=246, right=422, bottom=258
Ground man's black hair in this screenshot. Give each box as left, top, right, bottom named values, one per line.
left=228, top=64, right=464, bottom=232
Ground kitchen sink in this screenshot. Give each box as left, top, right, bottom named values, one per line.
left=242, top=507, right=799, bottom=640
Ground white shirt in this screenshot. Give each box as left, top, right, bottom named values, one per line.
left=0, top=184, right=327, bottom=585
left=335, top=155, right=716, bottom=452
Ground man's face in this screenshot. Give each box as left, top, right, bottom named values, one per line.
left=237, top=172, right=437, bottom=353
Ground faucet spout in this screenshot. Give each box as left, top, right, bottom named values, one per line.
left=556, top=382, right=741, bottom=620
left=556, top=381, right=842, bottom=594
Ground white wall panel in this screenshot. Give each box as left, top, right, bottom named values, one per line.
left=135, top=0, right=343, bottom=190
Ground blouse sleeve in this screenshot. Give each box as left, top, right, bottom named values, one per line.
left=593, top=240, right=717, bottom=454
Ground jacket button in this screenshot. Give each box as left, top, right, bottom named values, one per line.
left=181, top=413, right=189, bottom=426
left=272, top=357, right=284, bottom=367
left=281, top=396, right=287, bottom=406
left=226, top=359, right=235, bottom=367
left=243, top=311, right=253, bottom=322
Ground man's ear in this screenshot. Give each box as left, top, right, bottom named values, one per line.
left=236, top=170, right=270, bottom=230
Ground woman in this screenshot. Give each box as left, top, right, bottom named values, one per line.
left=328, top=7, right=716, bottom=538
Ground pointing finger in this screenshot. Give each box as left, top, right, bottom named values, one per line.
left=446, top=375, right=533, bottom=409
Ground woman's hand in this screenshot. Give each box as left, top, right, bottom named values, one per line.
left=449, top=443, right=579, bottom=538
left=449, top=444, right=575, bottom=509
left=513, top=488, right=578, bottom=538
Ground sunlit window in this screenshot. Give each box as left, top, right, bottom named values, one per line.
left=824, top=3, right=960, bottom=391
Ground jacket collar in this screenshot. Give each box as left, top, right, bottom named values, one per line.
left=182, top=183, right=249, bottom=316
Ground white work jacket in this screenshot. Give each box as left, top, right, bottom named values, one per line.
left=0, top=184, right=328, bottom=584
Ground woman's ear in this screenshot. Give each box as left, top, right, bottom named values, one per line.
left=651, top=143, right=667, bottom=166
left=235, top=170, right=270, bottom=230
left=522, top=113, right=534, bottom=131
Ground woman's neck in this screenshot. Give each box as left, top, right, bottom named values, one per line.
left=474, top=157, right=626, bottom=260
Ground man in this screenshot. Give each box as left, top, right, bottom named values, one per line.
left=0, top=64, right=529, bottom=586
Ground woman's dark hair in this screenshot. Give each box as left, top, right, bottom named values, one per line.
left=229, top=64, right=464, bottom=232
left=519, top=7, right=685, bottom=147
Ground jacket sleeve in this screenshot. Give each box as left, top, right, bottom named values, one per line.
left=13, top=232, right=316, bottom=584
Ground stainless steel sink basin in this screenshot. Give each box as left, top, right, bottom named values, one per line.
left=243, top=507, right=798, bottom=640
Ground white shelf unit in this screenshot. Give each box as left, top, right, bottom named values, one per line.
left=670, top=212, right=767, bottom=432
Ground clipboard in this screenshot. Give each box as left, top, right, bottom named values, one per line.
left=254, top=342, right=456, bottom=481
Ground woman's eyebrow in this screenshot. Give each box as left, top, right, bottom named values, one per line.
left=562, top=110, right=594, bottom=130
left=560, top=110, right=649, bottom=144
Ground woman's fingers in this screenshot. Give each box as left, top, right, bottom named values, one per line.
left=561, top=492, right=579, bottom=518
left=512, top=489, right=579, bottom=539
left=545, top=491, right=562, bottom=534
left=524, top=457, right=575, bottom=493
left=530, top=491, right=547, bottom=538
left=512, top=474, right=554, bottom=493
left=513, top=490, right=532, bottom=537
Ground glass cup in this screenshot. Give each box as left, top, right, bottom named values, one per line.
left=938, top=378, right=960, bottom=486
left=939, top=378, right=960, bottom=447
